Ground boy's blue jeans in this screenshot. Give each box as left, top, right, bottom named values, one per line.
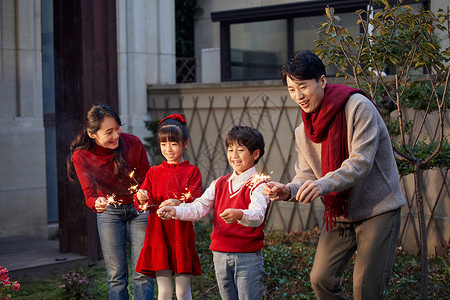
left=212, top=250, right=264, bottom=300
left=97, top=203, right=154, bottom=300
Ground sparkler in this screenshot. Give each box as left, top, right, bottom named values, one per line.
left=179, top=188, right=192, bottom=202
left=246, top=172, right=272, bottom=188
left=106, top=193, right=123, bottom=207
left=128, top=169, right=140, bottom=194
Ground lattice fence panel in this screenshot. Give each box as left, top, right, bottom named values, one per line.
left=148, top=85, right=449, bottom=254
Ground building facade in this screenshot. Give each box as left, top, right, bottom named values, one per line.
left=0, top=0, right=447, bottom=257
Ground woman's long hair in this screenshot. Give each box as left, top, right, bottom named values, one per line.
left=67, top=104, right=128, bottom=182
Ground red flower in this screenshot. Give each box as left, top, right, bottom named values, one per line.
left=2, top=274, right=9, bottom=282
left=13, top=282, right=20, bottom=291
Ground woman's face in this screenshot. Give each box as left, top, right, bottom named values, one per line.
left=88, top=116, right=122, bottom=149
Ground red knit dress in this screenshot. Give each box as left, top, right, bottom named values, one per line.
left=134, top=160, right=203, bottom=277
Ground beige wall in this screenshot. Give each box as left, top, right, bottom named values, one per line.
left=147, top=78, right=449, bottom=255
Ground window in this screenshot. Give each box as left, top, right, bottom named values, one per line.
left=230, top=20, right=287, bottom=80
left=211, top=0, right=428, bottom=81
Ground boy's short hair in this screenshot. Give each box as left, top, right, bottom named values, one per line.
left=281, top=50, right=326, bottom=85
left=225, top=126, right=265, bottom=164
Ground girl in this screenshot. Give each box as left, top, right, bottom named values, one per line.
left=134, top=114, right=202, bottom=300
left=67, top=104, right=155, bottom=299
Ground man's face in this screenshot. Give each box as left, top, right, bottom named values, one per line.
left=286, top=75, right=327, bottom=113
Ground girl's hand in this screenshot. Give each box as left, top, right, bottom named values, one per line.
left=219, top=209, right=243, bottom=224
left=159, top=198, right=181, bottom=208
left=157, top=206, right=176, bottom=220
left=95, top=197, right=107, bottom=213
left=262, top=182, right=290, bottom=201
left=136, top=189, right=149, bottom=205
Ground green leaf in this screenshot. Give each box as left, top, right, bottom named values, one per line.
left=374, top=12, right=383, bottom=19
left=381, top=0, right=389, bottom=8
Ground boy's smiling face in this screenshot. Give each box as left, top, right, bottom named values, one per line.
left=227, top=142, right=260, bottom=175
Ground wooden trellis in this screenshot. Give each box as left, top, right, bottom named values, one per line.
left=147, top=83, right=449, bottom=255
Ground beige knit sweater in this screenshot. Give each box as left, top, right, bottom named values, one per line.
left=287, top=92, right=406, bottom=222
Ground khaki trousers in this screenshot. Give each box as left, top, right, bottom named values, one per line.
left=310, top=208, right=401, bottom=300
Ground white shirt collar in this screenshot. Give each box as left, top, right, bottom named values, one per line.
left=228, top=166, right=257, bottom=184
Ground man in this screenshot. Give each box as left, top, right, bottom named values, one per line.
left=264, top=50, right=405, bottom=299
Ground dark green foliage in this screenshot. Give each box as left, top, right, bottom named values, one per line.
left=395, top=139, right=450, bottom=176
left=386, top=251, right=450, bottom=299
left=175, top=0, right=201, bottom=58
left=403, top=81, right=450, bottom=111
left=11, top=227, right=449, bottom=299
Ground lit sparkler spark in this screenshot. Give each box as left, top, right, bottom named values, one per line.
left=179, top=188, right=192, bottom=202
left=139, top=202, right=149, bottom=211
left=128, top=169, right=141, bottom=194
left=128, top=184, right=139, bottom=194
left=246, top=172, right=272, bottom=188
left=106, top=193, right=122, bottom=207
left=137, top=201, right=159, bottom=212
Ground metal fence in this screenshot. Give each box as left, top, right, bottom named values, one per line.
left=147, top=80, right=449, bottom=255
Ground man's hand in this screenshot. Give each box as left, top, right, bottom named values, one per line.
left=296, top=180, right=323, bottom=203
left=262, top=181, right=290, bottom=201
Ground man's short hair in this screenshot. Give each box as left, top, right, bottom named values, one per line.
left=281, top=50, right=326, bottom=85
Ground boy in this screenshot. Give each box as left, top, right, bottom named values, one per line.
left=157, top=125, right=269, bottom=300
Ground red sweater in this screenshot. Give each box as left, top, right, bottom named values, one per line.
left=71, top=133, right=150, bottom=212
left=210, top=174, right=267, bottom=253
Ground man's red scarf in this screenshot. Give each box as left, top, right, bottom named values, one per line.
left=302, top=84, right=366, bottom=230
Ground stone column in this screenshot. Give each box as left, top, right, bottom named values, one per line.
left=0, top=0, right=48, bottom=238
left=116, top=0, right=176, bottom=142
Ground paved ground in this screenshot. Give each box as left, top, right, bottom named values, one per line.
left=0, top=236, right=88, bottom=279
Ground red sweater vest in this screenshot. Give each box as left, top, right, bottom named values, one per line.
left=209, top=174, right=266, bottom=253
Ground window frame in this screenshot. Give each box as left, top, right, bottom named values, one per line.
left=211, top=0, right=429, bottom=82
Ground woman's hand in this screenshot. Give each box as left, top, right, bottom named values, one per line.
left=136, top=189, right=149, bottom=205
left=219, top=209, right=243, bottom=224
left=262, top=182, right=290, bottom=201
left=95, top=197, right=107, bottom=213
left=159, top=198, right=181, bottom=208
left=157, top=206, right=176, bottom=220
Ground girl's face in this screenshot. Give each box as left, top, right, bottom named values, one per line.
left=160, top=139, right=188, bottom=164
left=286, top=75, right=327, bottom=113
left=227, top=142, right=260, bottom=175
left=88, top=116, right=122, bottom=149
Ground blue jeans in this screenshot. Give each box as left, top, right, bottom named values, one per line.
left=97, top=203, right=155, bottom=300
left=212, top=251, right=264, bottom=300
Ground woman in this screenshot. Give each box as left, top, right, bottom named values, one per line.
left=67, top=104, right=154, bottom=299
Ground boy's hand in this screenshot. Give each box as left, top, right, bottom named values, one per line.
left=159, top=198, right=181, bottom=207
left=157, top=206, right=176, bottom=220
left=262, top=182, right=290, bottom=201
left=219, top=209, right=243, bottom=224
left=95, top=197, right=107, bottom=213
left=136, top=189, right=149, bottom=205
